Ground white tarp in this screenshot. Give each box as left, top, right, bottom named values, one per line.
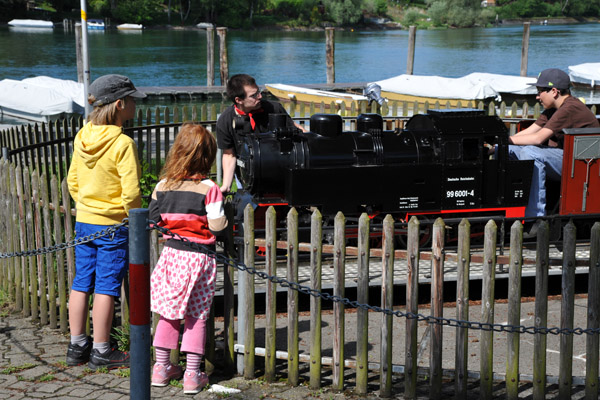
left=568, top=63, right=600, bottom=87
left=463, top=72, right=537, bottom=95
left=371, top=74, right=500, bottom=101
left=0, top=77, right=84, bottom=122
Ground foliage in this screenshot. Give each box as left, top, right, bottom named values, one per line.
left=425, top=0, right=495, bottom=27
left=322, top=0, right=364, bottom=25
left=402, top=6, right=426, bottom=26
left=88, top=0, right=110, bottom=16
left=111, top=325, right=130, bottom=351
left=113, top=0, right=163, bottom=24
left=139, top=159, right=158, bottom=209
left=364, top=0, right=387, bottom=14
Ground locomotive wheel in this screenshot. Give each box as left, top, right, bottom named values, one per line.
left=394, top=228, right=432, bottom=250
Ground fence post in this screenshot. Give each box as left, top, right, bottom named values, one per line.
left=405, top=216, right=420, bottom=399
left=2, top=148, right=9, bottom=160
left=243, top=204, right=255, bottom=379
left=380, top=214, right=394, bottom=398
left=356, top=213, right=370, bottom=395
left=559, top=221, right=577, bottom=398
left=455, top=219, right=470, bottom=398
left=506, top=221, right=523, bottom=399
left=128, top=208, right=151, bottom=400
left=480, top=220, right=497, bottom=400
left=287, top=208, right=299, bottom=385
left=533, top=221, right=550, bottom=400
left=332, top=212, right=345, bottom=391
left=309, top=209, right=323, bottom=389
left=586, top=222, right=600, bottom=399
left=429, top=218, right=445, bottom=399
left=264, top=206, right=277, bottom=382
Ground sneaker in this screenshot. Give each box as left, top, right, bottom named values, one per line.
left=88, top=345, right=130, bottom=370
left=152, top=363, right=183, bottom=387
left=183, top=370, right=209, bottom=394
left=66, top=338, right=92, bottom=366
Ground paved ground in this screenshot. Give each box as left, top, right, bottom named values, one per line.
left=0, top=293, right=595, bottom=400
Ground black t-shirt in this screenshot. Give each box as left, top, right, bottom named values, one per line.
left=216, top=100, right=295, bottom=155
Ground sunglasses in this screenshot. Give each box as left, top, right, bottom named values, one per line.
left=537, top=87, right=553, bottom=95
left=247, top=90, right=262, bottom=99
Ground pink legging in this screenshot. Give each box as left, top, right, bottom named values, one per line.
left=153, top=315, right=206, bottom=355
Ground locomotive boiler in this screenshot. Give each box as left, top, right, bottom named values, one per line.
left=232, top=109, right=534, bottom=220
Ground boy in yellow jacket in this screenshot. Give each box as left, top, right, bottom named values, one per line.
left=66, top=74, right=144, bottom=370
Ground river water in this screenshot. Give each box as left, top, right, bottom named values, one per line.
left=1, top=22, right=600, bottom=122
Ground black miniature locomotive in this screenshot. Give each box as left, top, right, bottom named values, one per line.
left=233, top=109, right=534, bottom=221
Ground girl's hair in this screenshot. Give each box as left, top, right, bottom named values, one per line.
left=161, top=123, right=217, bottom=186
left=87, top=95, right=123, bottom=125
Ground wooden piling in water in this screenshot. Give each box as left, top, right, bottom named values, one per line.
left=521, top=22, right=530, bottom=76
left=326, top=27, right=335, bottom=84
left=217, top=27, right=229, bottom=85
left=407, top=26, right=417, bottom=75
left=206, top=26, right=215, bottom=86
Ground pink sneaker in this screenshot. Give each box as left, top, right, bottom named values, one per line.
left=183, top=370, right=209, bottom=394
left=151, top=363, right=183, bottom=387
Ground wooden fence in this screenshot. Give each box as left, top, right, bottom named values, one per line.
left=1, top=161, right=599, bottom=397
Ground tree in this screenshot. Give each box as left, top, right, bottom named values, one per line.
left=322, top=0, right=363, bottom=25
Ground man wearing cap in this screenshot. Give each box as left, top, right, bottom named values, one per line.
left=509, top=68, right=599, bottom=229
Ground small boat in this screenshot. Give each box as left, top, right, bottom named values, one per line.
left=8, top=19, right=54, bottom=29
left=265, top=83, right=369, bottom=110
left=117, top=23, right=143, bottom=30
left=568, top=63, right=600, bottom=89
left=0, top=77, right=84, bottom=123
left=87, top=19, right=105, bottom=30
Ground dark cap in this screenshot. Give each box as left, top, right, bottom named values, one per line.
left=89, top=74, right=146, bottom=107
left=529, top=68, right=570, bottom=89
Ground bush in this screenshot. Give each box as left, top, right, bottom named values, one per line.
left=113, top=0, right=163, bottom=24
left=402, top=7, right=425, bottom=26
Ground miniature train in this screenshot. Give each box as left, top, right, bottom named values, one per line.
left=231, top=109, right=600, bottom=242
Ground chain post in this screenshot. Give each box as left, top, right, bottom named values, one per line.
left=129, top=209, right=151, bottom=400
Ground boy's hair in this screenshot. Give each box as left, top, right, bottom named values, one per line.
left=226, top=74, right=257, bottom=102
left=87, top=95, right=123, bottom=125
left=160, top=123, right=216, bottom=186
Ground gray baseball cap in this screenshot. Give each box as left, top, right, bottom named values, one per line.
left=89, top=74, right=146, bottom=106
left=528, top=68, right=570, bottom=89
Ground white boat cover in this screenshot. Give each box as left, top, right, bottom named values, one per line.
left=8, top=19, right=53, bottom=28
left=463, top=73, right=537, bottom=95
left=371, top=74, right=500, bottom=101
left=267, top=83, right=367, bottom=100
left=117, top=23, right=143, bottom=30
left=568, top=63, right=600, bottom=87
left=0, top=77, right=84, bottom=122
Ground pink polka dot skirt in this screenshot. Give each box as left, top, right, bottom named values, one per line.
left=150, top=246, right=216, bottom=320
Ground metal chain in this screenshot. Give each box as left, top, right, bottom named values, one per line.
left=150, top=222, right=600, bottom=336
left=0, top=220, right=128, bottom=259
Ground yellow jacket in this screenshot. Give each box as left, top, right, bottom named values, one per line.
left=67, top=122, right=142, bottom=225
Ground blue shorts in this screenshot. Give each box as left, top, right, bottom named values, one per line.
left=72, top=222, right=129, bottom=297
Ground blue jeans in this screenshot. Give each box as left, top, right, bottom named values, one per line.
left=508, top=145, right=563, bottom=217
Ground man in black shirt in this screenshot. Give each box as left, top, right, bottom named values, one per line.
left=216, top=74, right=305, bottom=193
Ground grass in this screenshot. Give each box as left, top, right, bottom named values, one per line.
left=39, top=374, right=55, bottom=382
left=0, top=289, right=13, bottom=317
left=0, top=363, right=35, bottom=375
